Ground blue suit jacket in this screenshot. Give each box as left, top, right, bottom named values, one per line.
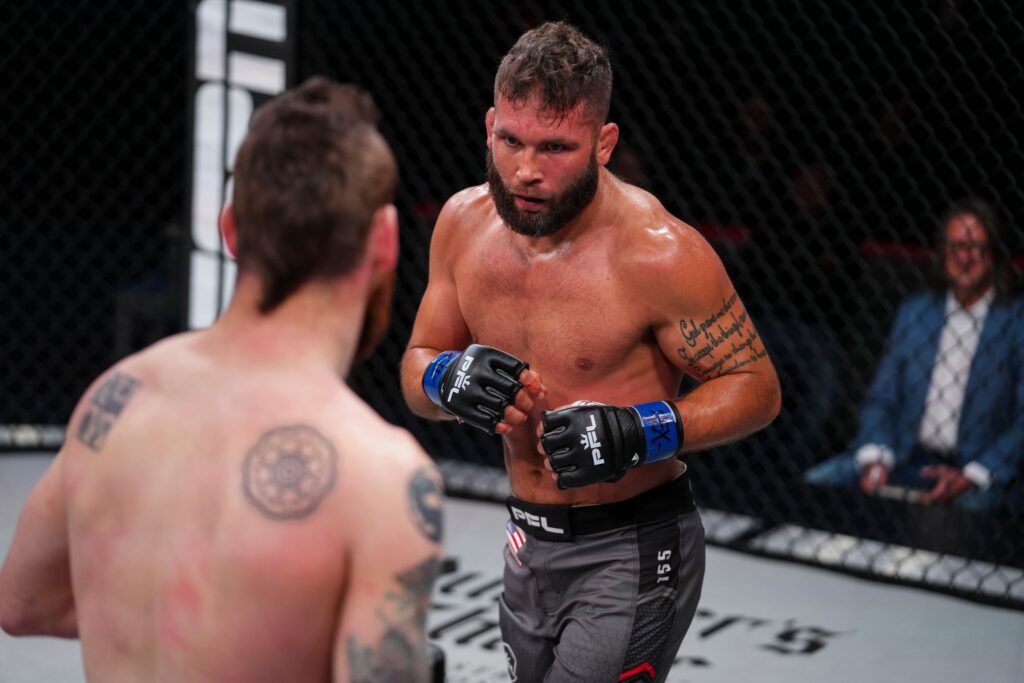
left=848, top=291, right=1024, bottom=485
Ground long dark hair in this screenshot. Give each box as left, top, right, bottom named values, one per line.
left=933, top=197, right=1015, bottom=301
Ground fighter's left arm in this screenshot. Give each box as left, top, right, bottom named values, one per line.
left=650, top=230, right=781, bottom=452
left=0, top=448, right=77, bottom=638
left=539, top=226, right=781, bottom=489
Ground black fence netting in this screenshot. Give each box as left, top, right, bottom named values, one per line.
left=300, top=0, right=1024, bottom=606
left=3, top=0, right=188, bottom=440
left=3, top=0, right=1022, bottom=607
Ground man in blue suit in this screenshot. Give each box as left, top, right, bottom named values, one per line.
left=806, top=199, right=1023, bottom=511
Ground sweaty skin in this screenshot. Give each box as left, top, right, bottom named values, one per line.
left=403, top=96, right=780, bottom=505
left=1, top=280, right=442, bottom=683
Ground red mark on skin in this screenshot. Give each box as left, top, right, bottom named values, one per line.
left=158, top=561, right=206, bottom=649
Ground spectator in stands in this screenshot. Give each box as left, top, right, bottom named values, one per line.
left=805, top=198, right=1024, bottom=511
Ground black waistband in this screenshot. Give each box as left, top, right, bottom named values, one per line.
left=506, top=472, right=696, bottom=541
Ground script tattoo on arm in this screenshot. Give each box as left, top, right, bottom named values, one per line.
left=348, top=556, right=440, bottom=683
left=676, top=292, right=769, bottom=381
left=408, top=468, right=444, bottom=543
left=76, top=371, right=141, bottom=451
left=241, top=425, right=338, bottom=521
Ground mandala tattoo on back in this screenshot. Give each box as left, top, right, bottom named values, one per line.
left=242, top=425, right=338, bottom=520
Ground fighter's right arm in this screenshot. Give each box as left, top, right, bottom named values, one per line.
left=0, top=449, right=77, bottom=638
left=401, top=198, right=474, bottom=422
left=332, top=447, right=444, bottom=683
left=1, top=367, right=140, bottom=637
left=401, top=197, right=544, bottom=434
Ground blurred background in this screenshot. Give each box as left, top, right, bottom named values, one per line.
left=4, top=0, right=1023, bottom=608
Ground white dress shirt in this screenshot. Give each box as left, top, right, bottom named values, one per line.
left=856, top=288, right=995, bottom=489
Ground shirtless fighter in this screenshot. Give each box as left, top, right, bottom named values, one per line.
left=0, top=77, right=443, bottom=683
left=402, top=23, right=780, bottom=683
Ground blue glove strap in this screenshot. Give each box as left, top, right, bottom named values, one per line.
left=422, top=350, right=461, bottom=407
left=631, top=401, right=682, bottom=463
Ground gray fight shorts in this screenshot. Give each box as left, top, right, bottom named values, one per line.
left=500, top=473, right=705, bottom=683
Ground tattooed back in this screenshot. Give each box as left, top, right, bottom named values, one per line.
left=59, top=332, right=443, bottom=683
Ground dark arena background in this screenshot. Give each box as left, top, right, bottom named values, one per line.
left=4, top=0, right=1023, bottom=641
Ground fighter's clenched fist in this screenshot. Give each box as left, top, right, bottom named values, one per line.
left=539, top=401, right=684, bottom=488
left=422, top=343, right=543, bottom=434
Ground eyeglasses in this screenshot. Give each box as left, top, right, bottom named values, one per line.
left=944, top=241, right=990, bottom=255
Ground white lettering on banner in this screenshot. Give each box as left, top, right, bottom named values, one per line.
left=579, top=413, right=604, bottom=465
left=189, top=0, right=291, bottom=329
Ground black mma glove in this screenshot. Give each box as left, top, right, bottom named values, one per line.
left=540, top=400, right=683, bottom=489
left=422, top=344, right=528, bottom=434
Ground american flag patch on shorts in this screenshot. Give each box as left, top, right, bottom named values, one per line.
left=506, top=520, right=526, bottom=566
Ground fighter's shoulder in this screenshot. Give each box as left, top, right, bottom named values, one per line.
left=434, top=184, right=493, bottom=235
left=612, top=187, right=722, bottom=287
left=72, top=331, right=200, bottom=409
left=321, top=395, right=434, bottom=473
left=440, top=183, right=491, bottom=216
left=319, top=399, right=441, bottom=533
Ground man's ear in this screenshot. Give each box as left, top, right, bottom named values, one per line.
left=596, top=122, right=619, bottom=166
left=220, top=203, right=238, bottom=258
left=368, top=203, right=399, bottom=273
left=485, top=107, right=496, bottom=150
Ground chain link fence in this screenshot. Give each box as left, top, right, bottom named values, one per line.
left=304, top=0, right=1024, bottom=607
left=3, top=1, right=187, bottom=446
left=5, top=0, right=1023, bottom=606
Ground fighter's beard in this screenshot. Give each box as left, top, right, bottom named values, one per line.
left=486, top=150, right=599, bottom=238
left=353, top=270, right=395, bottom=364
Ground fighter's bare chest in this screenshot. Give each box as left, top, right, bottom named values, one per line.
left=451, top=248, right=646, bottom=374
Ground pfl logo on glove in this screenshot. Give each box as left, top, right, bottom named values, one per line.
left=423, top=344, right=529, bottom=434
left=579, top=414, right=605, bottom=465
left=446, top=354, right=475, bottom=403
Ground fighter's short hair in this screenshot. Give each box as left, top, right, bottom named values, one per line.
left=232, top=76, right=397, bottom=313
left=495, top=21, right=613, bottom=123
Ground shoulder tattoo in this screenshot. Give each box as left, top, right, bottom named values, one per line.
left=76, top=371, right=141, bottom=451
left=408, top=467, right=444, bottom=543
left=241, top=425, right=338, bottom=521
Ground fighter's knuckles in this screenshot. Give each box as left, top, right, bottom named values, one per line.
left=519, top=369, right=547, bottom=397
left=513, top=388, right=534, bottom=413
left=502, top=405, right=528, bottom=425
left=539, top=427, right=572, bottom=454
left=545, top=441, right=569, bottom=459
